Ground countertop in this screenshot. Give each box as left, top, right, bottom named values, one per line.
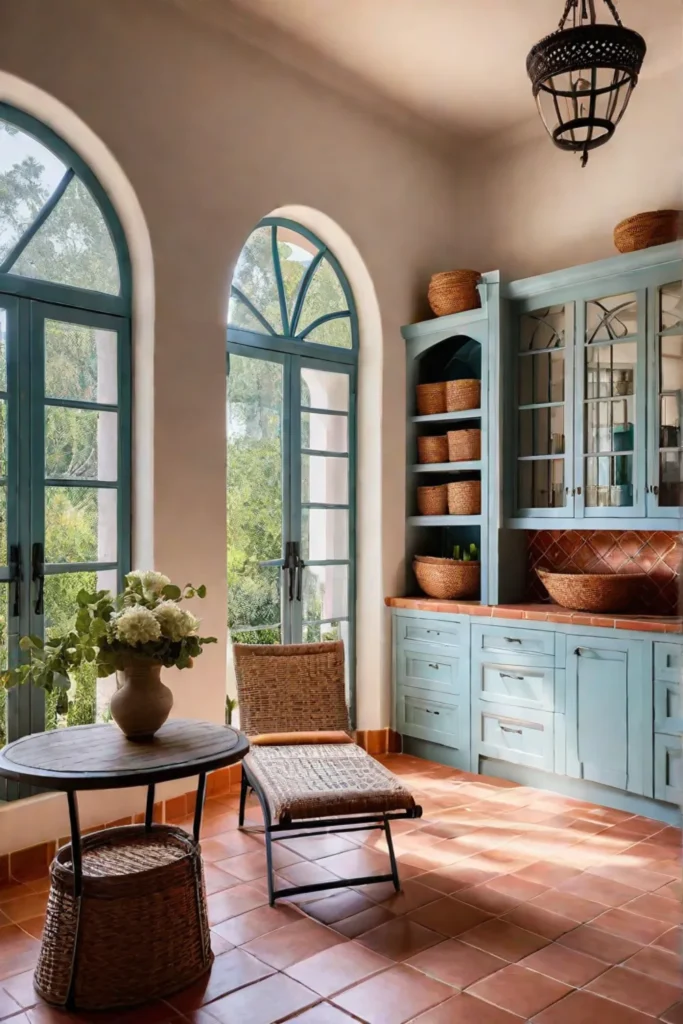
left=385, top=597, right=682, bottom=634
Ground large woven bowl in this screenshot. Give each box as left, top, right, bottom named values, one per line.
left=428, top=271, right=481, bottom=317
left=614, top=210, right=681, bottom=253
left=537, top=569, right=646, bottom=613
left=414, top=556, right=480, bottom=600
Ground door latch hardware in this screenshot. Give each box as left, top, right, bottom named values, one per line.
left=10, top=544, right=21, bottom=618
left=31, top=542, right=44, bottom=616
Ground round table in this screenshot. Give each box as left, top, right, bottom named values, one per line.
left=0, top=719, right=249, bottom=1010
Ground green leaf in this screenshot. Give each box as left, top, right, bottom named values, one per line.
left=196, top=585, right=207, bottom=598
left=19, top=636, right=34, bottom=651
left=76, top=589, right=92, bottom=607
left=162, top=584, right=182, bottom=600
left=90, top=617, right=108, bottom=639
left=76, top=608, right=91, bottom=634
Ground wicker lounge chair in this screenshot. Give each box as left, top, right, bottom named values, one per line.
left=233, top=641, right=422, bottom=905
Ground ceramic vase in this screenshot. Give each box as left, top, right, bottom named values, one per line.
left=110, top=657, right=173, bottom=741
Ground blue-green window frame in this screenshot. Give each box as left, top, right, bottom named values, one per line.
left=227, top=217, right=358, bottom=724
left=0, top=103, right=132, bottom=794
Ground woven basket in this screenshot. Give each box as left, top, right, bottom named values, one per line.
left=537, top=569, right=646, bottom=613
left=35, top=825, right=212, bottom=1010
left=417, top=485, right=448, bottom=516
left=446, top=379, right=481, bottom=412
left=447, top=428, right=481, bottom=462
left=416, top=382, right=447, bottom=416
left=614, top=210, right=681, bottom=253
left=447, top=480, right=481, bottom=516
left=428, top=270, right=481, bottom=317
left=417, top=435, right=448, bottom=464
left=414, top=556, right=480, bottom=600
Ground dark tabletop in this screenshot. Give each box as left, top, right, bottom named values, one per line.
left=0, top=719, right=249, bottom=791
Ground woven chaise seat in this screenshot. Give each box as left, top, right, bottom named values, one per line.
left=244, top=742, right=416, bottom=825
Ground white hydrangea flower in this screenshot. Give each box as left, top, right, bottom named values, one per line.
left=127, top=570, right=171, bottom=598
left=153, top=601, right=199, bottom=642
left=114, top=606, right=162, bottom=646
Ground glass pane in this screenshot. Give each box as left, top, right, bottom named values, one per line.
left=518, top=350, right=564, bottom=406
left=302, top=508, right=349, bottom=562
left=229, top=624, right=282, bottom=646
left=0, top=118, right=66, bottom=265
left=44, top=569, right=117, bottom=730
left=276, top=225, right=318, bottom=321
left=301, top=367, right=349, bottom=411
left=519, top=407, right=564, bottom=457
left=517, top=459, right=565, bottom=509
left=519, top=305, right=565, bottom=352
left=586, top=341, right=636, bottom=398
left=0, top=309, right=7, bottom=391
left=302, top=455, right=348, bottom=505
left=585, top=455, right=633, bottom=507
left=302, top=412, right=348, bottom=453
left=45, top=486, right=117, bottom=563
left=227, top=354, right=283, bottom=638
left=227, top=294, right=270, bottom=335
left=585, top=398, right=634, bottom=454
left=660, top=452, right=683, bottom=507
left=45, top=320, right=118, bottom=404
left=45, top=407, right=117, bottom=481
left=660, top=335, right=683, bottom=402
left=660, top=282, right=683, bottom=333
left=303, top=620, right=343, bottom=643
left=0, top=402, right=6, bottom=478
left=660, top=396, right=681, bottom=447
left=297, top=257, right=349, bottom=344
left=0, top=583, right=8, bottom=748
left=302, top=564, right=348, bottom=622
left=586, top=292, right=637, bottom=344
left=10, top=177, right=120, bottom=294
left=230, top=225, right=282, bottom=334
left=305, top=317, right=353, bottom=350
left=0, top=486, right=6, bottom=564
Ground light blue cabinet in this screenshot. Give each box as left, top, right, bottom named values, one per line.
left=654, top=734, right=683, bottom=804
left=565, top=635, right=651, bottom=796
left=397, top=685, right=469, bottom=762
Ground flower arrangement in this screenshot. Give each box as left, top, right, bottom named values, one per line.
left=1, top=570, right=217, bottom=697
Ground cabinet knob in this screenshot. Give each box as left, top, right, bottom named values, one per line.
left=576, top=486, right=582, bottom=496
left=653, top=485, right=659, bottom=496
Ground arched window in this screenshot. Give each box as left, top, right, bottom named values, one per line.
left=227, top=217, right=358, bottom=716
left=0, top=103, right=131, bottom=788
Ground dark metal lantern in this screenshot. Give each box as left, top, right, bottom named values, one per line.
left=527, top=0, right=646, bottom=166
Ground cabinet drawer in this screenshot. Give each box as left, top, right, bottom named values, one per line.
left=472, top=624, right=555, bottom=662
left=398, top=646, right=464, bottom=695
left=475, top=657, right=554, bottom=712
left=654, top=642, right=683, bottom=684
left=476, top=701, right=554, bottom=771
left=654, top=733, right=683, bottom=804
left=654, top=680, right=683, bottom=735
left=396, top=615, right=463, bottom=649
left=397, top=686, right=469, bottom=755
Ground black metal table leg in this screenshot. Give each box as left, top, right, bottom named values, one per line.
left=67, top=791, right=83, bottom=898
left=145, top=784, right=156, bottom=829
left=193, top=773, right=206, bottom=843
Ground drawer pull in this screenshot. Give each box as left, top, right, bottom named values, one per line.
left=500, top=672, right=525, bottom=681
left=504, top=637, right=522, bottom=644
left=500, top=725, right=523, bottom=735
left=574, top=647, right=596, bottom=657
left=428, top=663, right=440, bottom=670
left=424, top=708, right=440, bottom=716
left=426, top=630, right=441, bottom=636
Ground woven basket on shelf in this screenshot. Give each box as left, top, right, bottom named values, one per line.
left=428, top=270, right=481, bottom=317
left=447, top=480, right=481, bottom=516
left=417, top=485, right=448, bottom=516
left=447, top=428, right=481, bottom=462
left=614, top=210, right=681, bottom=253
left=446, top=379, right=481, bottom=413
left=416, top=382, right=447, bottom=416
left=537, top=568, right=646, bottom=613
left=417, top=434, right=448, bottom=464
left=35, top=825, right=212, bottom=1010
left=414, top=556, right=480, bottom=600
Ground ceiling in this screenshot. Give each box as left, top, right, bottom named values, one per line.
left=225, top=0, right=683, bottom=138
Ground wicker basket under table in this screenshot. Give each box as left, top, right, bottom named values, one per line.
left=36, top=824, right=213, bottom=1010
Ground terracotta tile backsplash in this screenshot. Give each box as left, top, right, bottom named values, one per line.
left=527, top=530, right=681, bottom=615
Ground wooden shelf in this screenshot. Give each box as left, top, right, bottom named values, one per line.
left=412, top=409, right=481, bottom=425
left=408, top=515, right=482, bottom=527
left=413, top=461, right=481, bottom=474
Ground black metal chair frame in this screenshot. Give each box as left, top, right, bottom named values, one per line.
left=239, top=762, right=423, bottom=906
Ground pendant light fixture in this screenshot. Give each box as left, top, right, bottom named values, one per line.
left=527, top=0, right=646, bottom=166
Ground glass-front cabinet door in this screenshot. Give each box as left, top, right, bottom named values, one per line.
left=514, top=301, right=574, bottom=516
left=574, top=289, right=646, bottom=518
left=648, top=278, right=683, bottom=516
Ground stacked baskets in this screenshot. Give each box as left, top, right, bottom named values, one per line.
left=416, top=379, right=481, bottom=417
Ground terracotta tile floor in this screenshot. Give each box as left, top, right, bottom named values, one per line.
left=1, top=753, right=682, bottom=1022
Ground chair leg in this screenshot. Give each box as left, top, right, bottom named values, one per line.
left=264, top=828, right=276, bottom=907
left=384, top=816, right=401, bottom=892
left=238, top=768, right=248, bottom=828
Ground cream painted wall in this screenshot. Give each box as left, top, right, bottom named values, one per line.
left=474, top=64, right=683, bottom=279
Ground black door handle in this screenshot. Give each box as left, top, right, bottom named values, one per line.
left=10, top=543, right=21, bottom=618
left=31, top=542, right=44, bottom=615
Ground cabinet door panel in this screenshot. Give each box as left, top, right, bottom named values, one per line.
left=566, top=636, right=650, bottom=795
left=397, top=615, right=463, bottom=648
left=654, top=734, right=683, bottom=804
left=475, top=657, right=554, bottom=711
left=476, top=701, right=554, bottom=771
left=398, top=644, right=464, bottom=695
left=397, top=685, right=469, bottom=765
left=654, top=680, right=683, bottom=736
left=647, top=279, right=683, bottom=518
left=473, top=624, right=555, bottom=661
left=654, top=641, right=683, bottom=684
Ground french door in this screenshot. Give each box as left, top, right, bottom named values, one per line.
left=0, top=294, right=130, bottom=795
left=227, top=344, right=355, bottom=691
